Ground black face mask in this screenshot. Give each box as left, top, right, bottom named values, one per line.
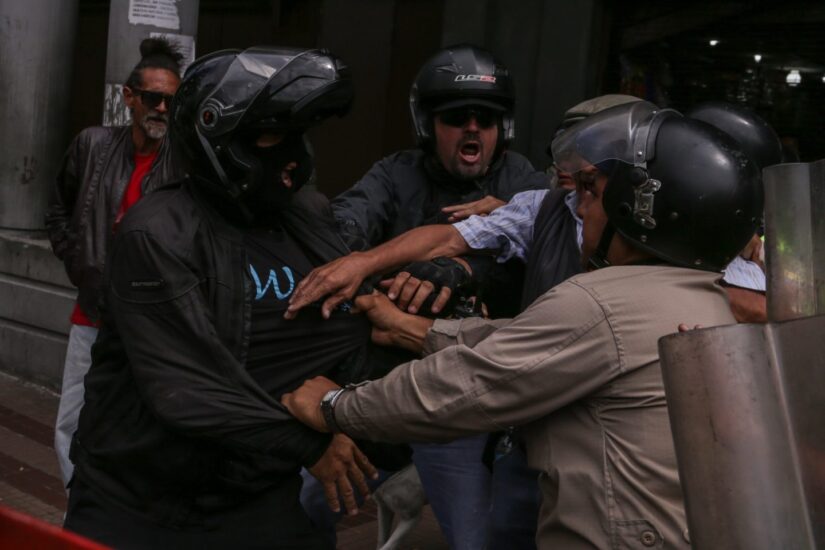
left=245, top=135, right=313, bottom=216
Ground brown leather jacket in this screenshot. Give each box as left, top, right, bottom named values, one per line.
left=45, top=126, right=185, bottom=322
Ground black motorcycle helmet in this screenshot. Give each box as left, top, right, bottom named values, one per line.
left=552, top=101, right=763, bottom=272
left=687, top=101, right=783, bottom=170
left=409, top=44, right=515, bottom=150
left=171, top=46, right=353, bottom=213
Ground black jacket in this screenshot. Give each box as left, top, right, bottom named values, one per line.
left=72, top=180, right=363, bottom=526
left=332, top=149, right=549, bottom=247
left=332, top=149, right=550, bottom=317
left=521, top=188, right=583, bottom=309
left=45, top=126, right=185, bottom=322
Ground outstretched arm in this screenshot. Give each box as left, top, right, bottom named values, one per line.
left=285, top=224, right=470, bottom=319
left=282, top=281, right=618, bottom=441
left=441, top=195, right=507, bottom=222
left=375, top=189, right=551, bottom=315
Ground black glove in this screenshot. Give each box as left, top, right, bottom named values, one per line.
left=399, top=257, right=473, bottom=317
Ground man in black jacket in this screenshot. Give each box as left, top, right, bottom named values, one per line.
left=331, top=44, right=549, bottom=319
left=321, top=45, right=550, bottom=550
left=62, top=47, right=377, bottom=550
left=45, top=38, right=187, bottom=488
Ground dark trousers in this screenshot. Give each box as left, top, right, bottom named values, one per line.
left=488, top=446, right=541, bottom=550
left=64, top=476, right=331, bottom=550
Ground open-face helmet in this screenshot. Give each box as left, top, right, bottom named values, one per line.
left=409, top=44, right=515, bottom=150
left=552, top=101, right=763, bottom=271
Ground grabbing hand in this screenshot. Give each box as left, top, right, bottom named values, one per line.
left=354, top=292, right=434, bottom=352
left=308, top=434, right=378, bottom=515
left=380, top=257, right=471, bottom=315
left=379, top=273, right=451, bottom=315
left=285, top=252, right=373, bottom=320
left=282, top=376, right=340, bottom=431
left=442, top=195, right=506, bottom=222
left=354, top=292, right=409, bottom=347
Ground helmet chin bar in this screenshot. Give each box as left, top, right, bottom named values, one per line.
left=588, top=222, right=615, bottom=270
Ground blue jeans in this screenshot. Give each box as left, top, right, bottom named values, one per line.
left=54, top=324, right=98, bottom=488
left=412, top=435, right=491, bottom=550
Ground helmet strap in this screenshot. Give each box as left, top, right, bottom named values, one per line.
left=197, top=130, right=237, bottom=197
left=196, top=129, right=254, bottom=223
left=588, top=222, right=615, bottom=270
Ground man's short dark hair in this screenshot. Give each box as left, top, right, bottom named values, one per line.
left=124, top=37, right=184, bottom=89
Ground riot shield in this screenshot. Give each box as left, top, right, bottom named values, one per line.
left=659, top=317, right=824, bottom=549
left=658, top=159, right=825, bottom=549
left=764, top=160, right=825, bottom=321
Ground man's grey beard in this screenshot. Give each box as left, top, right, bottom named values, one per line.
left=140, top=113, right=168, bottom=140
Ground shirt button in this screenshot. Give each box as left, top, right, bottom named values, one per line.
left=640, top=530, right=657, bottom=546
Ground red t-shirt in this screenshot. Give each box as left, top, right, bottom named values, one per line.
left=71, top=151, right=158, bottom=326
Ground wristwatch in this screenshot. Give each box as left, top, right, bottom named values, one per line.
left=320, top=388, right=346, bottom=433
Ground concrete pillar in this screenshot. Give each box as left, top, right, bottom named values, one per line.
left=0, top=0, right=78, bottom=230
left=103, top=0, right=200, bottom=126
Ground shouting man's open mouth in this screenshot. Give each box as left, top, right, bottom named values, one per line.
left=459, top=139, right=482, bottom=165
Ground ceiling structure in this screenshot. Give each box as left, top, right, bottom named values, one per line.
left=613, top=0, right=825, bottom=160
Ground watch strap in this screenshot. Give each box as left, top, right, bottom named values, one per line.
left=321, top=388, right=345, bottom=433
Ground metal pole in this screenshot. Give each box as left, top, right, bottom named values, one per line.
left=763, top=160, right=825, bottom=321
left=103, top=0, right=200, bottom=127
left=0, top=0, right=78, bottom=230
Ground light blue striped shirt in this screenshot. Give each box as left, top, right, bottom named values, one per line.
left=454, top=189, right=765, bottom=290
left=722, top=255, right=766, bottom=291
left=453, top=189, right=582, bottom=263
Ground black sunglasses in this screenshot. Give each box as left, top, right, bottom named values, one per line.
left=438, top=107, right=498, bottom=129
left=131, top=88, right=175, bottom=109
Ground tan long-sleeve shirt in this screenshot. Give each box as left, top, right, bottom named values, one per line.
left=336, top=265, right=736, bottom=549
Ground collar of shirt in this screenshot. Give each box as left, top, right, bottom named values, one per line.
left=722, top=255, right=766, bottom=291
left=564, top=191, right=584, bottom=250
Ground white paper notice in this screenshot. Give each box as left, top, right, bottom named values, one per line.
left=150, top=32, right=196, bottom=73
left=129, top=0, right=181, bottom=30
left=103, top=84, right=131, bottom=127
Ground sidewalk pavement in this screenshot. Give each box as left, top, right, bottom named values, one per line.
left=0, top=370, right=448, bottom=549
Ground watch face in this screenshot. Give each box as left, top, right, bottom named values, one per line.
left=321, top=389, right=342, bottom=433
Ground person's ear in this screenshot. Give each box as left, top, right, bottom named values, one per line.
left=123, top=86, right=136, bottom=109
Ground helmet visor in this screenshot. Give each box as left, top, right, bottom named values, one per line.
left=202, top=48, right=302, bottom=137
left=551, top=101, right=673, bottom=175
